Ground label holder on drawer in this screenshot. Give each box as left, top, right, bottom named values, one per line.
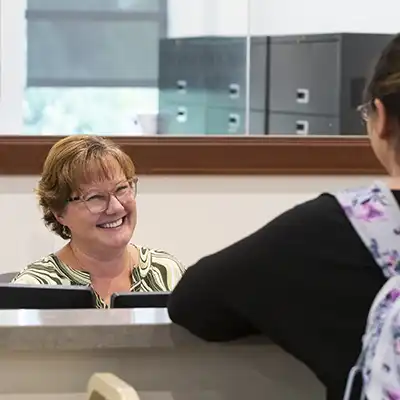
left=229, top=83, right=240, bottom=99
left=296, top=88, right=310, bottom=104
left=296, top=120, right=309, bottom=135
left=176, top=80, right=187, bottom=94
left=176, top=106, right=187, bottom=123
left=228, top=113, right=240, bottom=133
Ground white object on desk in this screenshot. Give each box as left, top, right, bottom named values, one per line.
left=87, top=373, right=140, bottom=400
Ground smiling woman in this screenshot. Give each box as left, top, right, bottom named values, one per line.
left=11, top=135, right=186, bottom=308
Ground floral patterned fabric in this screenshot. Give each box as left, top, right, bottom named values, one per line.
left=335, top=181, right=400, bottom=399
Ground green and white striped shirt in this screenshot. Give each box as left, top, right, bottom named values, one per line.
left=12, top=245, right=186, bottom=308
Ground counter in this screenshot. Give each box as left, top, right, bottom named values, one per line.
left=0, top=309, right=324, bottom=399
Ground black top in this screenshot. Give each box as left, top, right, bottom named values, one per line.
left=168, top=192, right=400, bottom=399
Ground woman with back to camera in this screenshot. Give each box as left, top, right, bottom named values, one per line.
left=168, top=34, right=400, bottom=399
left=12, top=135, right=185, bottom=308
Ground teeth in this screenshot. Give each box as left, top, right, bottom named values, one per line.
left=99, top=218, right=123, bottom=229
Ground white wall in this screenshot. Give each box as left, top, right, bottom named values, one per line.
left=1, top=174, right=378, bottom=275
left=254, top=0, right=400, bottom=36
left=167, top=0, right=216, bottom=38
left=0, top=0, right=26, bottom=133
left=168, top=0, right=400, bottom=37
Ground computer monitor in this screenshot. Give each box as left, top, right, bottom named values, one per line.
left=0, top=284, right=95, bottom=309
left=110, top=292, right=170, bottom=309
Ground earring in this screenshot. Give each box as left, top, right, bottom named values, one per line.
left=62, top=225, right=71, bottom=238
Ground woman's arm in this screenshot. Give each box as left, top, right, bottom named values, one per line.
left=167, top=199, right=314, bottom=341
left=167, top=194, right=368, bottom=342
left=167, top=253, right=258, bottom=341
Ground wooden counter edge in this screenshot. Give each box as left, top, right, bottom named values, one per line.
left=0, top=135, right=384, bottom=175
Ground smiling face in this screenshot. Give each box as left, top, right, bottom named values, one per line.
left=55, top=157, right=137, bottom=253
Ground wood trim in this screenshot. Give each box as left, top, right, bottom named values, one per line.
left=0, top=135, right=384, bottom=175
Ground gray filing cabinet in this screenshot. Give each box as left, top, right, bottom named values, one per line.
left=158, top=36, right=269, bottom=135
left=157, top=102, right=207, bottom=135
left=158, top=37, right=208, bottom=105
left=206, top=107, right=265, bottom=135
left=268, top=114, right=339, bottom=136
left=206, top=37, right=268, bottom=111
left=268, top=33, right=393, bottom=135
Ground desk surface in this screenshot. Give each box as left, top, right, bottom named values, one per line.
left=0, top=308, right=171, bottom=327
left=0, top=310, right=322, bottom=399
left=0, top=309, right=269, bottom=352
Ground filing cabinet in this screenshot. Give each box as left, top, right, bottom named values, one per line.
left=158, top=105, right=266, bottom=136
left=269, top=38, right=340, bottom=115
left=158, top=36, right=269, bottom=135
left=269, top=113, right=339, bottom=136
left=158, top=101, right=207, bottom=135
left=206, top=107, right=265, bottom=135
left=206, top=37, right=268, bottom=111
left=158, top=103, right=248, bottom=135
left=249, top=39, right=269, bottom=112
left=206, top=107, right=244, bottom=135
left=268, top=33, right=393, bottom=135
left=158, top=38, right=208, bottom=105
left=206, top=38, right=246, bottom=109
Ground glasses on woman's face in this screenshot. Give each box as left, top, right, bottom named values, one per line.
left=68, top=178, right=138, bottom=214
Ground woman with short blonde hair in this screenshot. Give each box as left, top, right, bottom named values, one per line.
left=13, top=135, right=185, bottom=308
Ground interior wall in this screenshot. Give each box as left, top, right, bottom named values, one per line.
left=1, top=174, right=378, bottom=275
left=0, top=0, right=26, bottom=133
left=168, top=0, right=400, bottom=37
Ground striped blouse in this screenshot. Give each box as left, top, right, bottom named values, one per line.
left=12, top=245, right=186, bottom=308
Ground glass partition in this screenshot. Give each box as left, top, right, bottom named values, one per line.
left=22, top=0, right=252, bottom=135
left=23, top=0, right=165, bottom=134
left=248, top=0, right=396, bottom=137
left=10, top=0, right=397, bottom=136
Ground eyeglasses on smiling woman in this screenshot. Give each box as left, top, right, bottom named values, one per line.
left=68, top=178, right=138, bottom=214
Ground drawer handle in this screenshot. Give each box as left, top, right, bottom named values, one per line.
left=296, top=88, right=309, bottom=104
left=296, top=120, right=309, bottom=135
left=176, top=107, right=187, bottom=123
left=176, top=80, right=187, bottom=93
left=229, top=83, right=240, bottom=99
left=228, top=113, right=240, bottom=133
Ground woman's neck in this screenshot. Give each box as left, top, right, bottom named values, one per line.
left=68, top=241, right=131, bottom=280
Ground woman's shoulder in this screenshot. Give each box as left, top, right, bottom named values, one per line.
left=133, top=244, right=186, bottom=288
left=264, top=193, right=348, bottom=233
left=135, top=244, right=186, bottom=270
left=12, top=254, right=69, bottom=285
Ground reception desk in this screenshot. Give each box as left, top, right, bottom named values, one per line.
left=0, top=308, right=324, bottom=399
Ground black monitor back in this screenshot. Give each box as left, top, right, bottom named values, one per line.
left=110, top=292, right=170, bottom=308
left=0, top=284, right=95, bottom=309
